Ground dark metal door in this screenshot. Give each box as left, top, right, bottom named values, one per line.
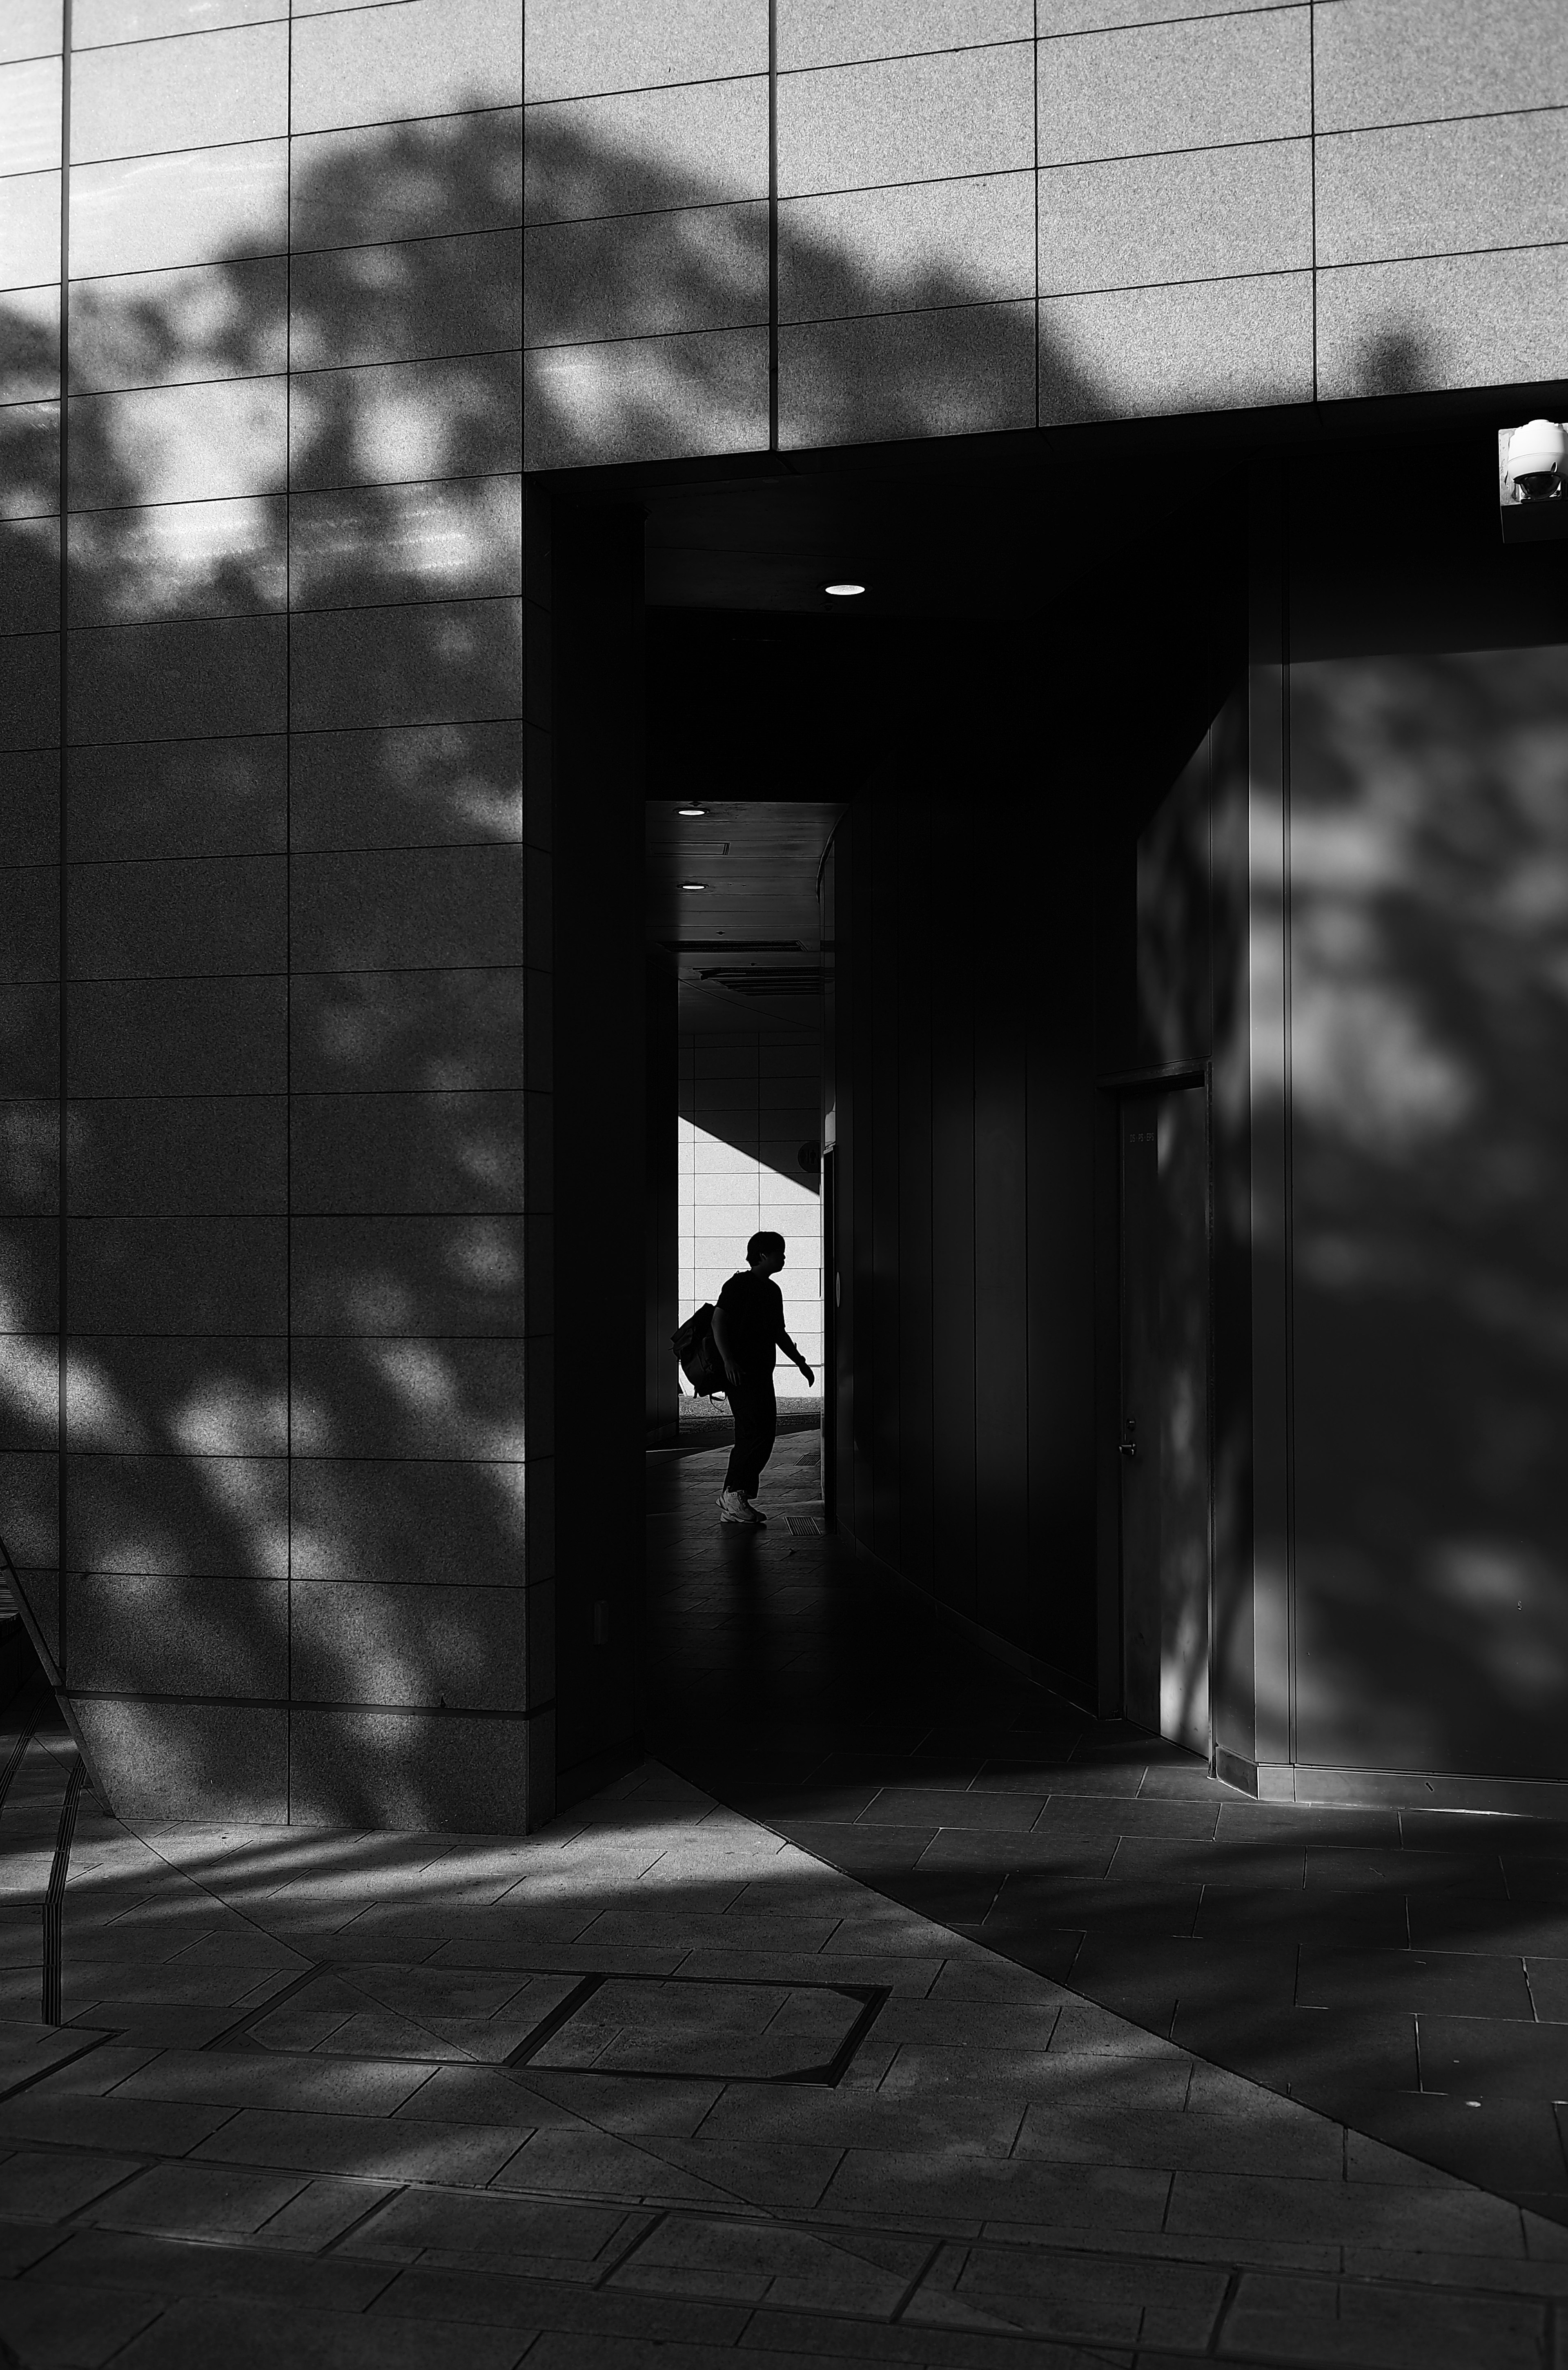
left=1119, top=1085, right=1211, bottom=1754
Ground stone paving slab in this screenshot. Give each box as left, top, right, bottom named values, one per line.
left=2, top=1713, right=1566, bottom=2366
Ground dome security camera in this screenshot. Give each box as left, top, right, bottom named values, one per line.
left=1499, top=419, right=1568, bottom=543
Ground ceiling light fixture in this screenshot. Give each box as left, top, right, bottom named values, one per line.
left=825, top=582, right=865, bottom=597
left=681, top=881, right=707, bottom=891
left=677, top=805, right=706, bottom=816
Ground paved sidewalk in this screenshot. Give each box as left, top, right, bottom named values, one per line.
left=648, top=1436, right=1568, bottom=2226
left=2, top=1691, right=1567, bottom=2367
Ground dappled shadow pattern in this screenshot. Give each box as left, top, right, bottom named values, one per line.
left=523, top=116, right=1107, bottom=467
left=1284, top=649, right=1568, bottom=1777
left=1, top=103, right=532, bottom=1826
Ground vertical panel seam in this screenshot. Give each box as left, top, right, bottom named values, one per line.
left=58, top=0, right=73, bottom=1698
left=284, top=0, right=294, bottom=1824
left=1280, top=509, right=1297, bottom=1769
left=768, top=0, right=779, bottom=452
left=1033, top=0, right=1040, bottom=431
left=1308, top=2, right=1318, bottom=402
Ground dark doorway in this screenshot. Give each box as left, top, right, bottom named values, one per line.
left=1119, top=1082, right=1212, bottom=1754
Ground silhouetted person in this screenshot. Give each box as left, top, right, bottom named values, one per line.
left=712, top=1230, right=814, bottom=1525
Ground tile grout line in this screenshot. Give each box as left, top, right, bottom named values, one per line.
left=56, top=0, right=74, bottom=1726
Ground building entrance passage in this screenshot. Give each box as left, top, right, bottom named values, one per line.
left=1119, top=1083, right=1212, bottom=1755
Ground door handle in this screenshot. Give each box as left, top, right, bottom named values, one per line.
left=1118, top=1419, right=1137, bottom=1458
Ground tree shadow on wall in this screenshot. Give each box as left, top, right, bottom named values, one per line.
left=0, top=102, right=536, bottom=1828
left=523, top=116, right=1112, bottom=466
left=1283, top=647, right=1568, bottom=1780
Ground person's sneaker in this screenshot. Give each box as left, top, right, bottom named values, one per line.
left=717, top=1490, right=762, bottom=1524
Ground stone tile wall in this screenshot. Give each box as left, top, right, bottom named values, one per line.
left=0, top=0, right=539, bottom=1829
left=678, top=1032, right=823, bottom=1401
left=523, top=0, right=1568, bottom=463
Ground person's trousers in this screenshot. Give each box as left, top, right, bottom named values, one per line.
left=724, top=1371, right=777, bottom=1498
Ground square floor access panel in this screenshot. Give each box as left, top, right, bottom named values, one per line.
left=223, top=1965, right=887, bottom=2085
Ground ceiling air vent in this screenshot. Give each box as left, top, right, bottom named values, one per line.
left=701, top=967, right=826, bottom=998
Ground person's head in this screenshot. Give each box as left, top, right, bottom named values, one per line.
left=746, top=1230, right=786, bottom=1274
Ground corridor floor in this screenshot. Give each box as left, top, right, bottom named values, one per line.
left=0, top=1467, right=1565, bottom=2369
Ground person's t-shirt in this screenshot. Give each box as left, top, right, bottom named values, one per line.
left=717, top=1270, right=784, bottom=1376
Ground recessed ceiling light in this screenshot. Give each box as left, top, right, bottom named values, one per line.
left=677, top=806, right=706, bottom=817
left=825, top=582, right=865, bottom=597
left=681, top=881, right=707, bottom=891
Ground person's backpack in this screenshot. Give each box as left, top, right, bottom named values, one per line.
left=672, top=1303, right=725, bottom=1395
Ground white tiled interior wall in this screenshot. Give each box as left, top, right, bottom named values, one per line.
left=679, top=1029, right=822, bottom=1398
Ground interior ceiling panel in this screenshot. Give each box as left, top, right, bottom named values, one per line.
left=648, top=797, right=840, bottom=1036
left=639, top=441, right=1206, bottom=621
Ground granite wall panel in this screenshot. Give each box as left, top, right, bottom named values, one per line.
left=288, top=721, right=523, bottom=852
left=1037, top=0, right=1267, bottom=24
left=779, top=174, right=1033, bottom=321
left=290, top=107, right=522, bottom=250
left=67, top=380, right=290, bottom=508
left=67, top=735, right=287, bottom=861
left=65, top=1097, right=287, bottom=1215
left=68, top=140, right=289, bottom=278
left=0, top=169, right=60, bottom=287
left=525, top=0, right=768, bottom=103
left=69, top=258, right=289, bottom=392
left=287, top=1089, right=524, bottom=1215
left=13, top=0, right=546, bottom=1829
left=65, top=977, right=285, bottom=1098
left=0, top=519, right=60, bottom=632
left=65, top=1451, right=290, bottom=1577
left=69, top=22, right=287, bottom=161
left=0, top=748, right=58, bottom=865
left=70, top=1700, right=287, bottom=1823
left=778, top=45, right=1033, bottom=196
left=524, top=80, right=769, bottom=223
left=1316, top=111, right=1568, bottom=269
left=287, top=1704, right=537, bottom=1831
left=1313, top=0, right=1568, bottom=134
left=289, top=230, right=521, bottom=371
left=0, top=634, right=59, bottom=746
left=780, top=301, right=1035, bottom=448
left=0, top=297, right=61, bottom=403
left=288, top=355, right=522, bottom=490
left=0, top=4, right=62, bottom=67
left=289, top=1581, right=530, bottom=1706
left=0, top=54, right=62, bottom=171
left=1036, top=9, right=1310, bottom=167
left=524, top=202, right=769, bottom=347
left=68, top=615, right=287, bottom=742
left=780, top=0, right=1031, bottom=72
left=71, top=2, right=286, bottom=45
left=291, top=0, right=521, bottom=134
left=0, top=420, right=60, bottom=531
left=66, top=1574, right=288, bottom=1701
left=1038, top=140, right=1312, bottom=296
left=524, top=327, right=769, bottom=470
left=1040, top=271, right=1314, bottom=424
left=67, top=496, right=287, bottom=624
left=1316, top=245, right=1568, bottom=401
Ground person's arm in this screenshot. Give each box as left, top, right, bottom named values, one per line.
left=774, top=1299, right=815, bottom=1388
left=711, top=1300, right=741, bottom=1387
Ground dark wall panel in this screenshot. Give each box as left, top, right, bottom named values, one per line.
left=1287, top=646, right=1568, bottom=1779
